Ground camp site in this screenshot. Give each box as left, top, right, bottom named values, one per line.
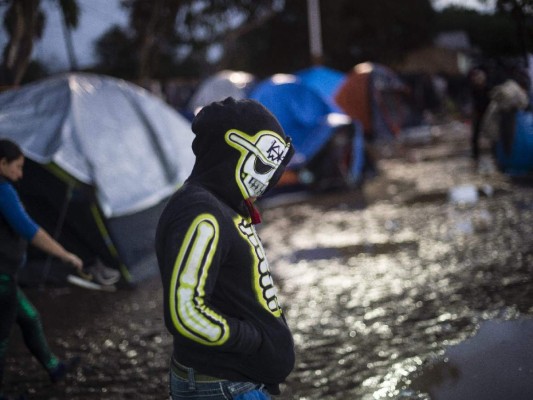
left=0, top=73, right=196, bottom=287
left=0, top=1, right=533, bottom=399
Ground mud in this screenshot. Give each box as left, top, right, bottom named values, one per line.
left=4, top=122, right=533, bottom=399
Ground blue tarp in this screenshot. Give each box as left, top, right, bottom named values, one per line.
left=249, top=73, right=364, bottom=183
left=496, top=110, right=533, bottom=176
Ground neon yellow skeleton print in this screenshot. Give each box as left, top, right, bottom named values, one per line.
left=235, top=216, right=282, bottom=317
left=169, top=214, right=230, bottom=346
left=169, top=213, right=282, bottom=346
left=225, top=129, right=292, bottom=199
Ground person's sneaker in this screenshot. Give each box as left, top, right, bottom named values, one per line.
left=87, top=262, right=121, bottom=286
left=49, top=356, right=81, bottom=383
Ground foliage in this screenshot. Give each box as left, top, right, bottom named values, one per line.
left=495, top=0, right=533, bottom=60
left=93, top=26, right=137, bottom=80
left=58, top=0, right=79, bottom=27
left=324, top=0, right=436, bottom=70
left=497, top=0, right=533, bottom=14
left=223, top=0, right=436, bottom=76
left=437, top=2, right=533, bottom=60
left=20, top=59, right=50, bottom=84
left=3, top=0, right=533, bottom=85
left=0, top=0, right=44, bottom=86
left=0, top=0, right=79, bottom=86
left=436, top=7, right=524, bottom=56
left=92, top=0, right=282, bottom=81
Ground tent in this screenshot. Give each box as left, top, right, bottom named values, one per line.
left=296, top=65, right=346, bottom=109
left=0, top=73, right=195, bottom=285
left=249, top=73, right=364, bottom=190
left=334, top=62, right=409, bottom=141
left=496, top=110, right=533, bottom=176
left=186, top=70, right=256, bottom=117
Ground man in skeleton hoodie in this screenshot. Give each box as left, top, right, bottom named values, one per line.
left=156, top=97, right=295, bottom=400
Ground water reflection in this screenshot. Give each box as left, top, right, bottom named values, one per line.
left=5, top=133, right=532, bottom=399
left=260, top=149, right=533, bottom=400
left=409, top=318, right=533, bottom=400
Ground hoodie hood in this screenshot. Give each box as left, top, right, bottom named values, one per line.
left=187, top=97, right=293, bottom=213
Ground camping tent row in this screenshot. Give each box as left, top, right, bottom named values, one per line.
left=185, top=64, right=412, bottom=190
left=0, top=73, right=196, bottom=285
left=0, top=68, right=373, bottom=286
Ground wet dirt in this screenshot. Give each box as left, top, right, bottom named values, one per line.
left=4, top=122, right=533, bottom=399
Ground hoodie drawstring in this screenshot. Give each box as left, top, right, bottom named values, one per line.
left=244, top=199, right=262, bottom=225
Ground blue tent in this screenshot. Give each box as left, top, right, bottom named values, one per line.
left=296, top=66, right=346, bottom=110
left=249, top=73, right=364, bottom=187
left=496, top=110, right=533, bottom=176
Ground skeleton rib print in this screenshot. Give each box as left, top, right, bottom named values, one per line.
left=236, top=217, right=282, bottom=317
left=169, top=214, right=230, bottom=346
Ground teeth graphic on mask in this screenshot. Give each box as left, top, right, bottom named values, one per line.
left=247, top=177, right=266, bottom=194
left=226, top=129, right=291, bottom=199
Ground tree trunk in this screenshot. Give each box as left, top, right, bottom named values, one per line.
left=0, top=0, right=41, bottom=87
left=137, top=0, right=161, bottom=84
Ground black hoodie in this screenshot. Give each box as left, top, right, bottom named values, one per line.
left=155, top=98, right=295, bottom=394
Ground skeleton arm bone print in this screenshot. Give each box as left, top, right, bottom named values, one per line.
left=168, top=213, right=262, bottom=353
left=169, top=214, right=228, bottom=345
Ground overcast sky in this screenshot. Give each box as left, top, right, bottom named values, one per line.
left=1, top=0, right=496, bottom=72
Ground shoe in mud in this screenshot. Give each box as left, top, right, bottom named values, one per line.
left=49, top=356, right=81, bottom=383
left=86, top=262, right=121, bottom=286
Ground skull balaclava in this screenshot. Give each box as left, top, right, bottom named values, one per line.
left=187, top=97, right=294, bottom=216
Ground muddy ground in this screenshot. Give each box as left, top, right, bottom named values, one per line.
left=4, top=121, right=533, bottom=399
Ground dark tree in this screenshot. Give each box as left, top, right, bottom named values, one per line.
left=98, top=0, right=282, bottom=81
left=0, top=0, right=44, bottom=86
left=57, top=0, right=80, bottom=70
left=0, top=0, right=79, bottom=86
left=324, top=0, right=436, bottom=70
left=93, top=25, right=137, bottom=79
left=225, top=0, right=435, bottom=76
left=436, top=6, right=527, bottom=57
left=495, top=0, right=533, bottom=63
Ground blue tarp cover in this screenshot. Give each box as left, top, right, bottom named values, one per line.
left=496, top=110, right=533, bottom=175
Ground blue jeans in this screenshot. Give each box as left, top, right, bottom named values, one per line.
left=169, top=367, right=272, bottom=400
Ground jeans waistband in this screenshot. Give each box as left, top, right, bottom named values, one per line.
left=171, top=357, right=226, bottom=383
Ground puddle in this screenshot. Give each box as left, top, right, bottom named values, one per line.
left=409, top=318, right=533, bottom=400
left=291, top=240, right=420, bottom=261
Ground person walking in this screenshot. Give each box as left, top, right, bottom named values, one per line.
left=468, top=67, right=491, bottom=163
left=0, top=139, right=83, bottom=400
left=156, top=98, right=295, bottom=400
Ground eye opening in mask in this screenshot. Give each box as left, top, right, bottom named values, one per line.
left=254, top=157, right=275, bottom=174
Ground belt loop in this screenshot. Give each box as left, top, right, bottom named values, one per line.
left=187, top=366, right=196, bottom=390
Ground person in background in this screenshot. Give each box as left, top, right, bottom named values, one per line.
left=480, top=68, right=530, bottom=157
left=156, top=97, right=295, bottom=400
left=0, top=139, right=83, bottom=400
left=468, top=67, right=491, bottom=164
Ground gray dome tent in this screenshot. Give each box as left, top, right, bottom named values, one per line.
left=0, top=73, right=195, bottom=285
